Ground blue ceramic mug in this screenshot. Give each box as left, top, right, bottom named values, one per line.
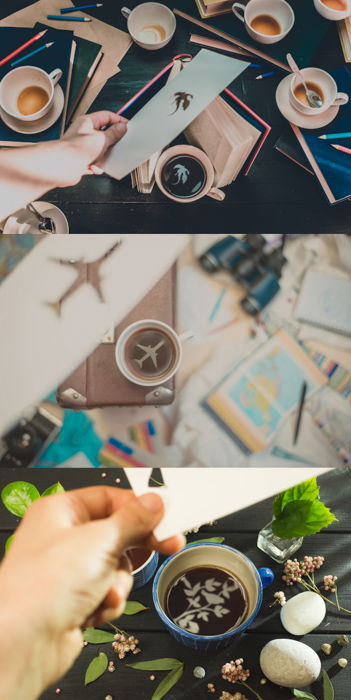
left=127, top=547, right=159, bottom=590
left=152, top=543, right=274, bottom=651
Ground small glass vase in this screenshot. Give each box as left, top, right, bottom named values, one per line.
left=257, top=520, right=303, bottom=564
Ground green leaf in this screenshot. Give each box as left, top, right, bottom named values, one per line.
left=84, top=652, right=108, bottom=685
left=83, top=627, right=115, bottom=644
left=292, top=690, right=318, bottom=699
left=41, top=482, right=65, bottom=497
left=127, top=659, right=183, bottom=672
left=123, top=601, right=148, bottom=615
left=273, top=478, right=320, bottom=519
left=187, top=537, right=225, bottom=545
left=1, top=481, right=40, bottom=517
left=151, top=664, right=184, bottom=700
left=323, top=669, right=334, bottom=700
left=4, top=534, right=14, bottom=553
left=272, top=499, right=337, bottom=539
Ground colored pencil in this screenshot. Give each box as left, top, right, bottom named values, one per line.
left=67, top=49, right=103, bottom=122
left=100, top=449, right=133, bottom=470
left=318, top=132, right=351, bottom=140
left=47, top=15, right=92, bottom=21
left=0, top=29, right=47, bottom=68
left=11, top=42, right=54, bottom=67
left=331, top=143, right=351, bottom=155
left=146, top=420, right=166, bottom=455
left=256, top=71, right=275, bottom=79
left=293, top=380, right=308, bottom=445
left=106, top=442, right=146, bottom=468
left=208, top=287, right=227, bottom=323
left=249, top=63, right=262, bottom=68
left=60, top=3, right=102, bottom=12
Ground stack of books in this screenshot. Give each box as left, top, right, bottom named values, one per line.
left=0, top=23, right=103, bottom=146
left=195, top=0, right=233, bottom=19
left=338, top=17, right=351, bottom=62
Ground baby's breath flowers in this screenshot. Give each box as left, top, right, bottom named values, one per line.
left=324, top=575, right=337, bottom=593
left=281, top=555, right=351, bottom=615
left=220, top=659, right=264, bottom=700
left=219, top=692, right=248, bottom=700
left=112, top=633, right=141, bottom=660
left=270, top=591, right=286, bottom=607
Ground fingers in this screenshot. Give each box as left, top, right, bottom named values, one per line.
left=86, top=110, right=128, bottom=131
left=110, top=492, right=165, bottom=553
left=85, top=570, right=133, bottom=627
left=147, top=532, right=186, bottom=557
left=102, top=120, right=128, bottom=151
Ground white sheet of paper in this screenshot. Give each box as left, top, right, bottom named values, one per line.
left=127, top=467, right=331, bottom=541
left=0, top=234, right=188, bottom=435
left=102, top=50, right=249, bottom=180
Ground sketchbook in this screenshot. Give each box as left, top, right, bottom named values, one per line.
left=294, top=269, right=351, bottom=337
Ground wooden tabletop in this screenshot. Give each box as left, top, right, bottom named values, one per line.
left=0, top=467, right=350, bottom=699
left=1, top=0, right=351, bottom=233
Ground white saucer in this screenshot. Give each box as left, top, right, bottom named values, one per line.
left=3, top=201, right=69, bottom=234
left=0, top=85, right=64, bottom=135
left=276, top=74, right=339, bottom=129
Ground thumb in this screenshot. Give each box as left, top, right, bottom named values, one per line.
left=110, top=492, right=164, bottom=552
left=103, top=120, right=128, bottom=150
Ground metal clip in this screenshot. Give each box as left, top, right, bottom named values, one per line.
left=57, top=388, right=87, bottom=407
left=145, top=386, right=174, bottom=405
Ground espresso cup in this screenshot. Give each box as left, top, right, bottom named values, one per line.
left=153, top=543, right=274, bottom=651
left=289, top=67, right=349, bottom=115
left=155, top=145, right=225, bottom=203
left=115, top=319, right=194, bottom=387
left=0, top=66, right=62, bottom=122
left=232, top=0, right=295, bottom=44
left=121, top=3, right=176, bottom=50
left=313, top=0, right=351, bottom=20
left=126, top=547, right=159, bottom=590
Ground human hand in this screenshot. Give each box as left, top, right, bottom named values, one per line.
left=0, top=487, right=183, bottom=699
left=58, top=110, right=128, bottom=185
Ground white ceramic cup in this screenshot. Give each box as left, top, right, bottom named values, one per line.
left=0, top=66, right=62, bottom=122
left=155, top=145, right=225, bottom=203
left=289, top=67, right=349, bottom=115
left=313, top=0, right=351, bottom=21
left=121, top=3, right=176, bottom=50
left=115, top=319, right=194, bottom=387
left=232, top=0, right=295, bottom=44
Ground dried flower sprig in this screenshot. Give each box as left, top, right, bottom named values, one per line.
left=282, top=556, right=350, bottom=614
left=219, top=692, right=248, bottom=700
left=270, top=591, right=286, bottom=607
left=221, top=659, right=264, bottom=700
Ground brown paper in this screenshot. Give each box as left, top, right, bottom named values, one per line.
left=0, top=0, right=132, bottom=119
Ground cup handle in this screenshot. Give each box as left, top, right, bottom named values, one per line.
left=258, top=567, right=275, bottom=588
left=49, top=69, right=63, bottom=87
left=179, top=330, right=195, bottom=343
left=232, top=3, right=246, bottom=22
left=333, top=92, right=349, bottom=106
left=207, top=187, right=226, bottom=201
left=121, top=6, right=131, bottom=18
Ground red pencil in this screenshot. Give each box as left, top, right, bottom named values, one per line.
left=331, top=143, right=351, bottom=155
left=0, top=29, right=48, bottom=68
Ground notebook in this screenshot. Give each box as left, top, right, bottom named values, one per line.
left=65, top=34, right=103, bottom=123
left=294, top=269, right=351, bottom=336
left=0, top=26, right=75, bottom=146
left=174, top=0, right=331, bottom=71
left=203, top=329, right=327, bottom=454
left=195, top=0, right=233, bottom=19
left=274, top=129, right=314, bottom=175
left=289, top=67, right=351, bottom=204
left=338, top=16, right=351, bottom=63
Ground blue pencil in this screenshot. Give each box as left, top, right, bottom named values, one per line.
left=60, top=3, right=103, bottom=12
left=256, top=71, right=275, bottom=80
left=47, top=14, right=92, bottom=21
left=249, top=63, right=262, bottom=68
left=318, top=132, right=351, bottom=140
left=209, top=287, right=227, bottom=322
left=11, top=42, right=54, bottom=67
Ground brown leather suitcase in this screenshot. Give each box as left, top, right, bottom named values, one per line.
left=57, top=265, right=176, bottom=408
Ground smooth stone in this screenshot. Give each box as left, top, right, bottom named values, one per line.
left=281, top=591, right=326, bottom=635
left=260, top=639, right=321, bottom=688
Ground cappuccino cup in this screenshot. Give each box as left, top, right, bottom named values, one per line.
left=121, top=3, right=176, bottom=50
left=313, top=0, right=351, bottom=21
left=232, top=0, right=295, bottom=44
left=289, top=67, right=349, bottom=115
left=115, top=319, right=193, bottom=387
left=0, top=66, right=62, bottom=122
left=155, top=145, right=225, bottom=203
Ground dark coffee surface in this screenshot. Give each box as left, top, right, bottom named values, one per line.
left=126, top=547, right=151, bottom=571
left=161, top=155, right=206, bottom=199
left=125, top=327, right=176, bottom=379
left=166, top=566, right=248, bottom=636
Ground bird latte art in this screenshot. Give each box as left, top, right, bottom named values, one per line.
left=166, top=566, right=249, bottom=635
left=161, top=154, right=207, bottom=200
left=124, top=327, right=178, bottom=381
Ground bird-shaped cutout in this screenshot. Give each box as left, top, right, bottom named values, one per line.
left=44, top=241, right=122, bottom=316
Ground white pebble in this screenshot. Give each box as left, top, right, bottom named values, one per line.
left=260, top=638, right=321, bottom=688
left=193, top=666, right=206, bottom=679
left=280, top=591, right=326, bottom=635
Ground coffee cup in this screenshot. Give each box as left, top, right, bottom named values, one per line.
left=313, top=0, right=351, bottom=20
left=0, top=66, right=62, bottom=122
left=153, top=543, right=274, bottom=651
left=232, top=0, right=295, bottom=44
left=126, top=547, right=159, bottom=589
left=289, top=67, right=349, bottom=115
left=155, top=145, right=225, bottom=203
left=115, top=319, right=194, bottom=387
left=121, top=3, right=176, bottom=50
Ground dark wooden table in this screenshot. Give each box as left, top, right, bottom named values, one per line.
left=1, top=0, right=351, bottom=233
left=0, top=467, right=350, bottom=699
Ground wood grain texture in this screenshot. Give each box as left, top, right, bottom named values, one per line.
left=1, top=0, right=349, bottom=232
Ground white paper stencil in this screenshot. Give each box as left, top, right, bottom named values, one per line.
left=126, top=467, right=331, bottom=541
left=102, top=50, right=248, bottom=180
left=0, top=234, right=188, bottom=435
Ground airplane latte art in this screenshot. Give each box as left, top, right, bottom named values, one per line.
left=134, top=340, right=166, bottom=369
